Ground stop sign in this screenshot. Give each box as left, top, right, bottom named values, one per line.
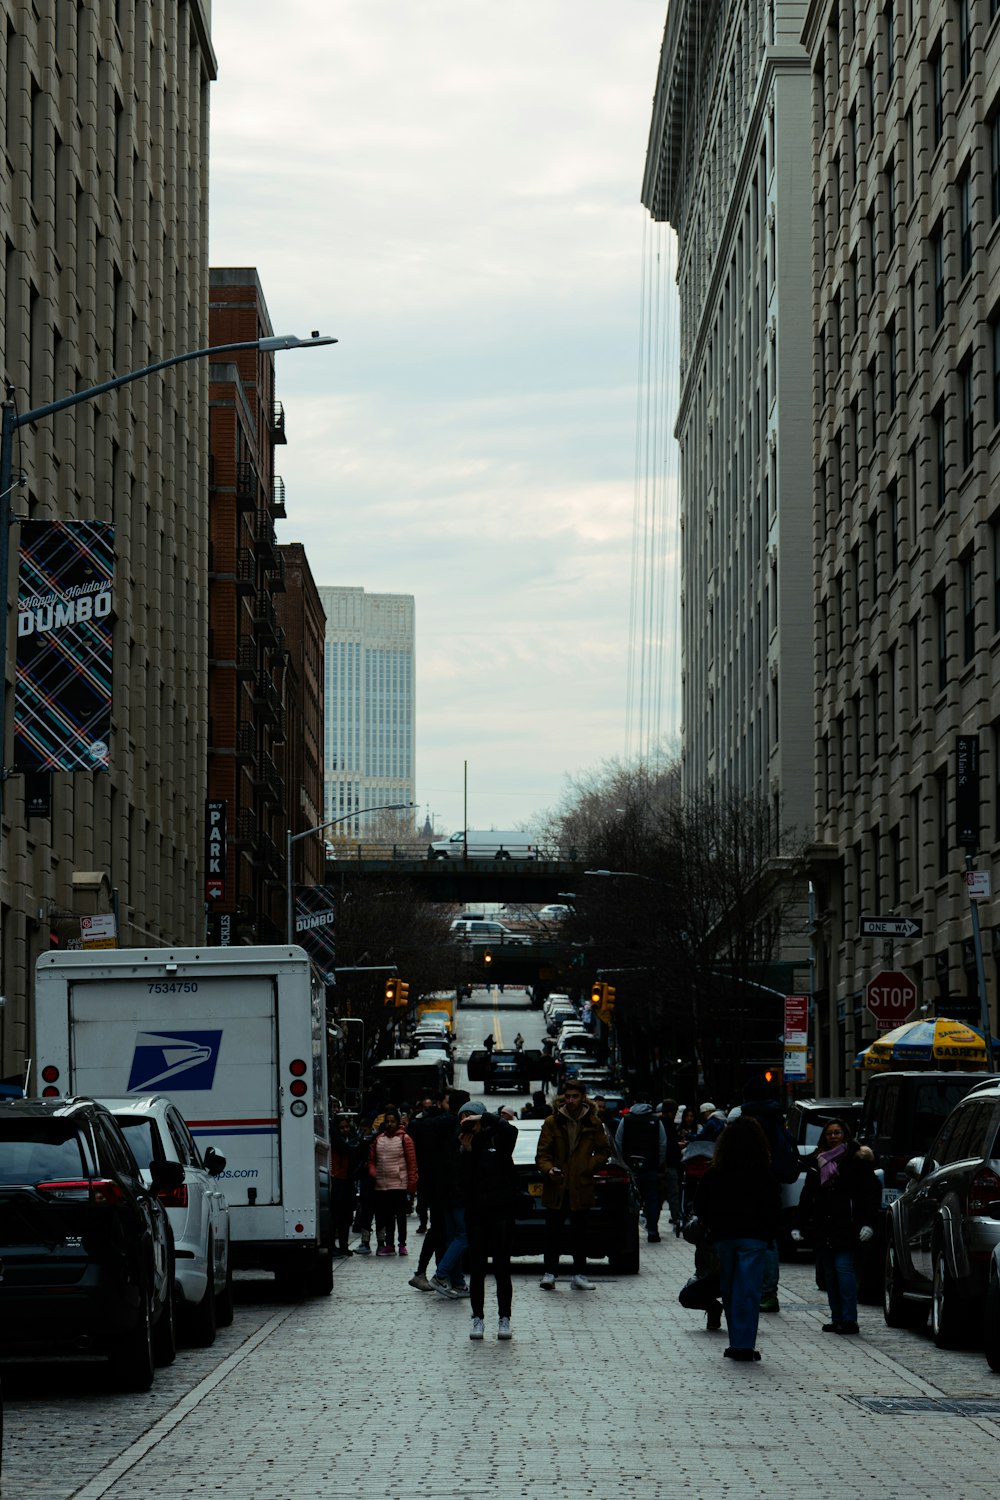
left=866, top=969, right=917, bottom=1031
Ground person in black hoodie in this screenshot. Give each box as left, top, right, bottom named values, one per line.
left=455, top=1100, right=518, bottom=1342
left=694, top=1114, right=781, bottom=1363
left=798, top=1117, right=879, bottom=1336
left=734, top=1078, right=801, bottom=1312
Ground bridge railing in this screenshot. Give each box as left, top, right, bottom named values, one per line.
left=324, top=841, right=567, bottom=863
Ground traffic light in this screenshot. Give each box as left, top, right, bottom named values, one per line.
left=483, top=948, right=493, bottom=967
left=590, top=981, right=604, bottom=1009
left=384, top=978, right=398, bottom=1007
left=601, top=984, right=617, bottom=1024
left=396, top=980, right=410, bottom=1008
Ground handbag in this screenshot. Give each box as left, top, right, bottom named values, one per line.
left=678, top=1269, right=722, bottom=1310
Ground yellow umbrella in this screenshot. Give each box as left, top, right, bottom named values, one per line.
left=856, top=1016, right=993, bottom=1069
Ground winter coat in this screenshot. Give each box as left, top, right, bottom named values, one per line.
left=536, top=1101, right=610, bottom=1211
left=330, top=1128, right=364, bottom=1181
left=694, top=1162, right=782, bottom=1245
left=458, top=1116, right=519, bottom=1220
left=368, top=1129, right=418, bottom=1193
left=615, top=1104, right=667, bottom=1169
left=798, top=1141, right=879, bottom=1252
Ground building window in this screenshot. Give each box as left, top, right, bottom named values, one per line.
left=959, top=166, right=973, bottom=279
left=962, top=551, right=976, bottom=662
left=848, top=104, right=858, bottom=188
left=961, top=360, right=975, bottom=469
left=931, top=47, right=944, bottom=147
left=889, top=481, right=900, bottom=571
left=993, top=317, right=1000, bottom=426
left=933, top=403, right=946, bottom=508
left=887, top=319, right=898, bottom=408
left=934, top=584, right=948, bottom=691
left=886, top=159, right=897, bottom=248
left=931, top=224, right=945, bottom=326
left=958, top=0, right=971, bottom=87
left=885, top=4, right=895, bottom=85
left=867, top=204, right=877, bottom=287
left=937, top=770, right=949, bottom=878
left=992, top=519, right=1000, bottom=631
left=991, top=113, right=1000, bottom=224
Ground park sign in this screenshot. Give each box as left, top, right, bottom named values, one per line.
left=866, top=968, right=917, bottom=1032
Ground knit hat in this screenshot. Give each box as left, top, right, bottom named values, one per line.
left=458, top=1100, right=487, bottom=1117
left=699, top=1102, right=717, bottom=1115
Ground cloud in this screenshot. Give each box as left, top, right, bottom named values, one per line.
left=210, top=0, right=677, bottom=832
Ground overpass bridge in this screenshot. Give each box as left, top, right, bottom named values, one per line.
left=322, top=846, right=586, bottom=904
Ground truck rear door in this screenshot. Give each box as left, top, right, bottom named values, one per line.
left=67, top=976, right=280, bottom=1207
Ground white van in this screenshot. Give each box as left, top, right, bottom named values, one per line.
left=428, top=829, right=538, bottom=860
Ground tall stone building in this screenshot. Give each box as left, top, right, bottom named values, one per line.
left=0, top=3, right=215, bottom=1077
left=641, top=1, right=814, bottom=847
left=276, top=543, right=326, bottom=904
left=803, top=0, right=1000, bottom=1085
left=317, top=587, right=415, bottom=838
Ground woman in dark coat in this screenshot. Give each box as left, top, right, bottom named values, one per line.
left=798, top=1117, right=879, bottom=1335
left=694, top=1114, right=781, bottom=1362
left=456, top=1100, right=519, bottom=1341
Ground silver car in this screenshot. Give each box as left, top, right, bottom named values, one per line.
left=100, top=1094, right=233, bottom=1346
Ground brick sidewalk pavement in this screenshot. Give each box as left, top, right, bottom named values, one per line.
left=5, top=1228, right=993, bottom=1500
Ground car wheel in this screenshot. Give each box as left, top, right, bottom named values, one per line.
left=152, top=1280, right=177, bottom=1366
left=883, top=1240, right=926, bottom=1329
left=215, top=1248, right=235, bottom=1328
left=109, top=1286, right=155, bottom=1392
left=932, top=1245, right=971, bottom=1349
left=308, top=1242, right=335, bottom=1297
left=985, top=1274, right=1000, bottom=1373
left=185, top=1237, right=218, bottom=1348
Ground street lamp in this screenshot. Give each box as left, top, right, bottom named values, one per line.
left=286, top=803, right=413, bottom=942
left=0, top=331, right=337, bottom=788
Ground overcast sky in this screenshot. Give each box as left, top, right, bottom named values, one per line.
left=209, top=0, right=671, bottom=836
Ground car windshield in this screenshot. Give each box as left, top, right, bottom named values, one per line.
left=113, top=1117, right=159, bottom=1170
left=0, top=1121, right=87, bottom=1185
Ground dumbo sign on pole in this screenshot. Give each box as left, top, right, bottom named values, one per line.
left=14, top=520, right=114, bottom=771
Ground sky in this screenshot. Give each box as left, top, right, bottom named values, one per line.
left=208, top=0, right=673, bottom=837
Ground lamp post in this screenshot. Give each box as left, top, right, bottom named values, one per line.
left=0, top=331, right=336, bottom=792
left=286, top=803, right=413, bottom=943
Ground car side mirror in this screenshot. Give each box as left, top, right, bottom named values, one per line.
left=150, top=1159, right=185, bottom=1193
left=202, top=1146, right=227, bottom=1177
left=904, top=1156, right=925, bottom=1180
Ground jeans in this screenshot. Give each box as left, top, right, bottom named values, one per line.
left=715, top=1237, right=767, bottom=1351
left=467, top=1215, right=513, bottom=1319
left=374, top=1189, right=408, bottom=1248
left=761, top=1243, right=780, bottom=1301
left=544, top=1208, right=589, bottom=1274
left=435, top=1206, right=468, bottom=1285
left=817, top=1247, right=858, bottom=1326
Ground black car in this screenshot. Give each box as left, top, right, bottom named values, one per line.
left=0, top=1097, right=180, bottom=1390
left=510, top=1119, right=640, bottom=1273
left=884, top=1078, right=1000, bottom=1347
left=467, top=1049, right=541, bottom=1093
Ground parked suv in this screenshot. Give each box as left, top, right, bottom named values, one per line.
left=98, top=1095, right=232, bottom=1346
left=883, top=1077, right=1000, bottom=1346
left=0, top=1097, right=179, bottom=1389
left=858, top=1071, right=995, bottom=1209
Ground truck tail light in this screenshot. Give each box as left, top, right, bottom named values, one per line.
left=36, top=1178, right=126, bottom=1207
left=289, top=1079, right=307, bottom=1097
left=41, top=1064, right=59, bottom=1082
left=968, top=1168, right=1000, bottom=1216
left=289, top=1059, right=307, bottom=1077
left=157, top=1182, right=189, bottom=1209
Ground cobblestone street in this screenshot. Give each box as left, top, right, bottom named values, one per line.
left=5, top=1227, right=1000, bottom=1500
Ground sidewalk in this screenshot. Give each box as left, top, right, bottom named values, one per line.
left=63, top=1229, right=1000, bottom=1500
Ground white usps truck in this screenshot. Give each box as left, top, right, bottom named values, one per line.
left=33, top=945, right=334, bottom=1295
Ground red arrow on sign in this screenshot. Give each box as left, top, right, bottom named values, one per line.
left=866, top=968, right=917, bottom=1031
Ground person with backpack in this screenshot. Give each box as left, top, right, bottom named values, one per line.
left=728, top=1078, right=801, bottom=1312
left=615, top=1097, right=668, bottom=1243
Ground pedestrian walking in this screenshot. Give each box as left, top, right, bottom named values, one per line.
left=329, top=1112, right=364, bottom=1255
left=368, top=1107, right=418, bottom=1256
left=615, top=1097, right=667, bottom=1242
left=798, top=1118, right=879, bottom=1336
left=535, top=1080, right=610, bottom=1290
left=657, top=1098, right=682, bottom=1233
left=677, top=1105, right=699, bottom=1146
left=483, top=1034, right=495, bottom=1054
left=729, top=1078, right=801, bottom=1312
left=410, top=1089, right=469, bottom=1296
left=513, top=1032, right=525, bottom=1052
left=454, top=1101, right=519, bottom=1341
left=694, top=1114, right=781, bottom=1363
left=407, top=1095, right=441, bottom=1235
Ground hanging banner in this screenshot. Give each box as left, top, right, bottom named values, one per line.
left=294, top=887, right=337, bottom=985
left=14, top=520, right=114, bottom=771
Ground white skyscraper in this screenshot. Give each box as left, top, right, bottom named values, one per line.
left=317, top=588, right=415, bottom=835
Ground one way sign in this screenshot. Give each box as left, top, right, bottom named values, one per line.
left=859, top=915, right=923, bottom=939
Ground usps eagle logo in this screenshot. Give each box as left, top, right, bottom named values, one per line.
left=126, top=1030, right=223, bottom=1092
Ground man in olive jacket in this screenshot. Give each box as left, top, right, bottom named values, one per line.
left=535, top=1080, right=610, bottom=1291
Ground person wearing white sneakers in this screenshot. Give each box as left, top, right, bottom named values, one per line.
left=456, top=1100, right=518, bottom=1341
left=535, top=1080, right=610, bottom=1291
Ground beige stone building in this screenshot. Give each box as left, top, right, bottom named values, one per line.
left=0, top=2, right=216, bottom=1079
left=803, top=0, right=1000, bottom=1086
